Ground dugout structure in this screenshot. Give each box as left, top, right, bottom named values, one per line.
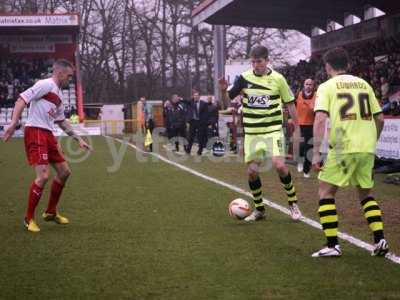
left=0, top=14, right=84, bottom=122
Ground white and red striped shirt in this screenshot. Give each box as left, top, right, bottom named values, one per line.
left=20, top=78, right=65, bottom=132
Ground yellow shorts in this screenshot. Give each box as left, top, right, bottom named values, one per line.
left=244, top=131, right=285, bottom=163
left=318, top=151, right=375, bottom=189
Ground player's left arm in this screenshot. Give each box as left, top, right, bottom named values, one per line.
left=286, top=102, right=299, bottom=127
left=312, top=112, right=328, bottom=171
left=280, top=75, right=297, bottom=123
left=56, top=119, right=92, bottom=151
left=312, top=84, right=330, bottom=171
left=280, top=76, right=300, bottom=144
left=368, top=86, right=385, bottom=140
left=286, top=102, right=301, bottom=148
left=374, top=113, right=385, bottom=140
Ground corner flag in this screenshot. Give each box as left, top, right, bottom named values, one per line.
left=145, top=129, right=153, bottom=147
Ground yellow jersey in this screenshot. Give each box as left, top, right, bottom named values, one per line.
left=315, top=74, right=382, bottom=154
left=228, top=69, right=294, bottom=135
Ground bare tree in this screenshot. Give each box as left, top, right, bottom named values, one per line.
left=1, top=0, right=309, bottom=103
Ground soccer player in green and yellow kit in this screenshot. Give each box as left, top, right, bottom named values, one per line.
left=312, top=47, right=389, bottom=257
left=219, top=46, right=302, bottom=222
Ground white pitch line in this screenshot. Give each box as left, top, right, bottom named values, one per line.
left=113, top=137, right=400, bottom=265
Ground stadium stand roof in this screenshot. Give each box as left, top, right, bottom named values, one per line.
left=192, top=0, right=400, bottom=35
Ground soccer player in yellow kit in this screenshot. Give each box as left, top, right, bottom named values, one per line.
left=312, top=47, right=388, bottom=257
left=219, top=46, right=302, bottom=222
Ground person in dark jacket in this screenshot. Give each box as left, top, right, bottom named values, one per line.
left=165, top=94, right=186, bottom=152
left=183, top=91, right=210, bottom=155
left=207, top=95, right=219, bottom=138
left=163, top=99, right=172, bottom=138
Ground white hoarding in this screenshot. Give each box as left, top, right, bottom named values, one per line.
left=376, top=119, right=400, bottom=160
left=0, top=15, right=79, bottom=27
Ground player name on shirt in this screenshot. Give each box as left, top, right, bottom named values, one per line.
left=336, top=81, right=367, bottom=90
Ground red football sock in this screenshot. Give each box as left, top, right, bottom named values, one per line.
left=26, top=181, right=44, bottom=221
left=46, top=179, right=65, bottom=215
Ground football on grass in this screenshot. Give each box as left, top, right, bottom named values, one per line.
left=228, top=198, right=251, bottom=220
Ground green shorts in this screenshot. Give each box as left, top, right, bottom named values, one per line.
left=244, top=131, right=285, bottom=163
left=318, top=151, right=375, bottom=189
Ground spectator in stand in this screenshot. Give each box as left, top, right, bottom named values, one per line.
left=380, top=76, right=390, bottom=102
left=296, top=79, right=316, bottom=178
left=6, top=81, right=13, bottom=101
left=0, top=58, right=54, bottom=109
left=0, top=80, right=7, bottom=104
left=281, top=35, right=400, bottom=113
left=69, top=108, right=80, bottom=124
left=390, top=66, right=400, bottom=91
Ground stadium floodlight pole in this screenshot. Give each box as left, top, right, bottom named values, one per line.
left=213, top=25, right=225, bottom=107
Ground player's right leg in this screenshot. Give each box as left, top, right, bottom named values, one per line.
left=244, top=161, right=266, bottom=222
left=23, top=127, right=51, bottom=232
left=243, top=135, right=266, bottom=222
left=311, top=181, right=342, bottom=257
left=312, top=151, right=345, bottom=257
left=312, top=151, right=354, bottom=256
left=24, top=165, right=50, bottom=232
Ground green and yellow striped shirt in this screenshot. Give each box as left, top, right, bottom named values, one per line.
left=228, top=69, right=294, bottom=135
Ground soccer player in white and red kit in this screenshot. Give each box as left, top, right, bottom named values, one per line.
left=3, top=59, right=91, bottom=233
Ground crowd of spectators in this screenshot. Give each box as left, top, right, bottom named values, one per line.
left=0, top=58, right=52, bottom=108
left=156, top=91, right=220, bottom=155
left=281, top=35, right=400, bottom=116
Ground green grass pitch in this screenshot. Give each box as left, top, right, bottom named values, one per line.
left=0, top=136, right=399, bottom=299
